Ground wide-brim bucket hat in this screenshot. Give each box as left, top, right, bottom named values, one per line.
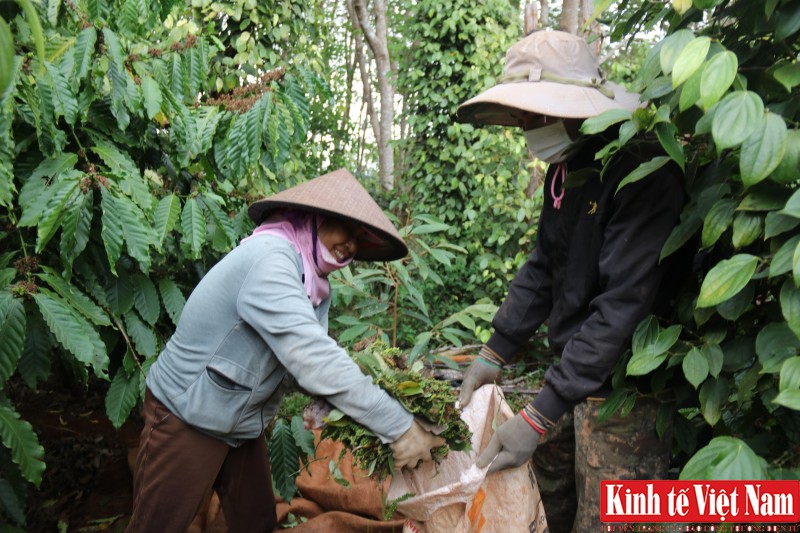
left=248, top=168, right=408, bottom=262
left=456, top=30, right=641, bottom=126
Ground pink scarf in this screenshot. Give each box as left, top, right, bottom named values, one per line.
left=241, top=210, right=352, bottom=307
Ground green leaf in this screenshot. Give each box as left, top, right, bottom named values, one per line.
left=731, top=212, right=762, bottom=249
left=0, top=18, right=13, bottom=98
left=71, top=26, right=96, bottom=85
left=17, top=153, right=78, bottom=226
left=765, top=212, right=799, bottom=239
left=740, top=113, right=788, bottom=188
left=268, top=418, right=301, bottom=502
left=779, top=356, right=800, bottom=391
left=60, top=189, right=93, bottom=270
left=109, top=191, right=153, bottom=273
left=92, top=139, right=141, bottom=183
left=37, top=270, right=110, bottom=326
left=781, top=280, right=800, bottom=340
left=661, top=215, right=703, bottom=261
left=697, top=254, right=759, bottom=308
left=290, top=416, right=315, bottom=459
left=627, top=324, right=681, bottom=376
left=580, top=109, right=632, bottom=135
left=711, top=92, right=765, bottom=152
left=700, top=51, right=737, bottom=110
left=672, top=36, right=710, bottom=88
left=44, top=62, right=78, bottom=125
left=0, top=294, right=26, bottom=383
left=655, top=122, right=685, bottom=171
left=770, top=129, right=800, bottom=185
left=679, top=63, right=704, bottom=111
left=102, top=28, right=130, bottom=130
left=101, top=190, right=124, bottom=274
left=683, top=347, right=709, bottom=389
left=701, top=199, right=735, bottom=248
left=181, top=198, right=206, bottom=259
left=598, top=388, right=634, bottom=422
left=105, top=271, right=134, bottom=316
left=773, top=389, right=800, bottom=410
left=32, top=290, right=108, bottom=376
left=768, top=235, right=800, bottom=277
left=0, top=476, right=25, bottom=526
left=158, top=278, right=185, bottom=327
left=756, top=322, right=800, bottom=373
left=659, top=29, right=695, bottom=75
left=124, top=310, right=157, bottom=357
left=141, top=75, right=162, bottom=120
left=106, top=366, right=141, bottom=430
left=36, top=176, right=80, bottom=253
left=17, top=305, right=52, bottom=389
left=153, top=193, right=181, bottom=248
left=132, top=274, right=160, bottom=326
left=780, top=189, right=800, bottom=219
left=699, top=376, right=728, bottom=426
left=703, top=343, right=724, bottom=377
left=679, top=436, right=766, bottom=480
left=717, top=282, right=753, bottom=321
left=774, top=63, right=800, bottom=92
left=0, top=403, right=45, bottom=485
left=616, top=156, right=671, bottom=194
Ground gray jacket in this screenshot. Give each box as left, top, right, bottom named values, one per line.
left=146, top=234, right=413, bottom=447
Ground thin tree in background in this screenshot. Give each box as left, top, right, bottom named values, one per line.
left=349, top=0, right=395, bottom=190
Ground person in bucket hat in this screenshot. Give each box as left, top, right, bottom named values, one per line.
left=455, top=31, right=687, bottom=532
left=127, top=169, right=444, bottom=532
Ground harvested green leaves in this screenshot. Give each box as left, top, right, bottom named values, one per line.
left=321, top=343, right=472, bottom=481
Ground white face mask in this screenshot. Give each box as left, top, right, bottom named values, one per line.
left=523, top=120, right=574, bottom=164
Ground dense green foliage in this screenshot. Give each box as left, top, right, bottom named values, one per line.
left=0, top=0, right=332, bottom=524
left=392, top=0, right=543, bottom=319
left=592, top=0, right=800, bottom=479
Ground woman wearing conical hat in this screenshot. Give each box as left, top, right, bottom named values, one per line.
left=126, top=169, right=443, bottom=532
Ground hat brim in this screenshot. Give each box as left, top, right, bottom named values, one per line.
left=248, top=200, right=407, bottom=262
left=456, top=80, right=641, bottom=126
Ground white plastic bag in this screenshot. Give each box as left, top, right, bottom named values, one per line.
left=389, top=385, right=548, bottom=533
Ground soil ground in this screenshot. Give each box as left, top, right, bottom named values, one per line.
left=8, top=375, right=140, bottom=532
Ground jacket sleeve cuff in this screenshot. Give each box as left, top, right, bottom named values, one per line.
left=485, top=331, right=521, bottom=365
left=530, top=384, right=571, bottom=425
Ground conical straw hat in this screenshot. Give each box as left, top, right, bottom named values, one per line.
left=248, top=168, right=408, bottom=261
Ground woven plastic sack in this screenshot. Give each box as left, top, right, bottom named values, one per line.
left=388, top=385, right=548, bottom=533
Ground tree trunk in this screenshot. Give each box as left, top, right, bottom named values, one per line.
left=560, top=0, right=579, bottom=35
left=352, top=0, right=395, bottom=191
left=539, top=0, right=549, bottom=26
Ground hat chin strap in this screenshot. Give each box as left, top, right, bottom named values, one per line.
left=497, top=68, right=616, bottom=99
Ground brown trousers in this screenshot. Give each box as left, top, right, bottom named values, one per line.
left=126, top=389, right=277, bottom=532
left=533, top=397, right=672, bottom=533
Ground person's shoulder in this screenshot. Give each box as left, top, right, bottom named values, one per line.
left=237, top=234, right=302, bottom=267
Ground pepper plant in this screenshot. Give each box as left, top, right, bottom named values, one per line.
left=589, top=0, right=800, bottom=480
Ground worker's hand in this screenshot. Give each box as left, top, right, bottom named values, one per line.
left=390, top=417, right=446, bottom=470
left=476, top=412, right=541, bottom=474
left=457, top=347, right=504, bottom=409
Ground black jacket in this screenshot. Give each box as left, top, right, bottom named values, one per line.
left=486, top=134, right=686, bottom=424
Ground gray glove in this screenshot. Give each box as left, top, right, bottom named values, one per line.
left=457, top=349, right=503, bottom=408
left=390, top=417, right=446, bottom=471
left=476, top=412, right=541, bottom=474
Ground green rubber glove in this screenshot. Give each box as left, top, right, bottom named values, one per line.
left=457, top=357, right=502, bottom=409
left=476, top=412, right=541, bottom=474
left=390, top=417, right=446, bottom=470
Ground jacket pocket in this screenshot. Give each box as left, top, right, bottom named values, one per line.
left=178, top=356, right=257, bottom=434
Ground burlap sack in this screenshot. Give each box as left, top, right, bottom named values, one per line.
left=388, top=385, right=548, bottom=533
